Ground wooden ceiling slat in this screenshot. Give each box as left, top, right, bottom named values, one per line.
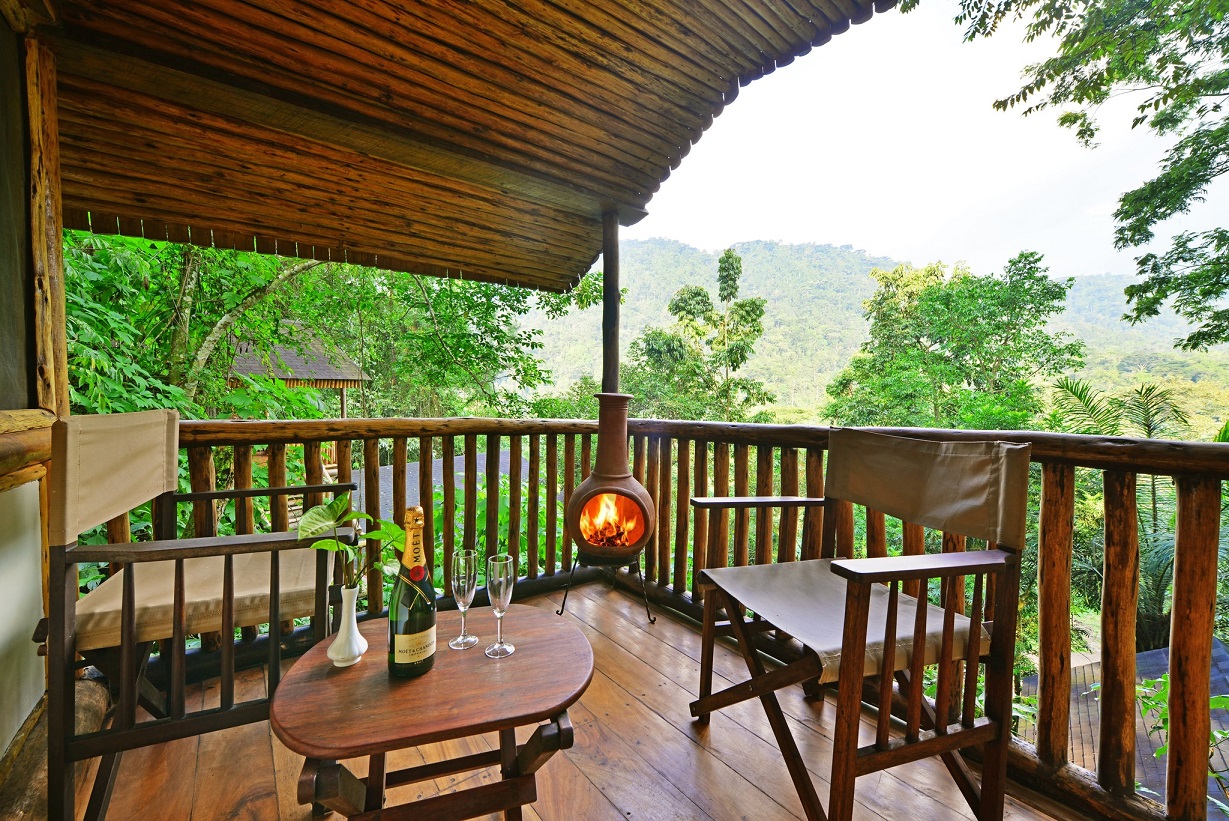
left=629, top=0, right=777, bottom=72
left=480, top=0, right=723, bottom=105
left=429, top=0, right=715, bottom=124
left=52, top=39, right=642, bottom=220
left=196, top=0, right=677, bottom=177
left=64, top=198, right=577, bottom=291
left=71, top=3, right=664, bottom=199
left=56, top=89, right=601, bottom=250
left=290, top=0, right=704, bottom=164
left=59, top=169, right=585, bottom=286
left=59, top=163, right=587, bottom=279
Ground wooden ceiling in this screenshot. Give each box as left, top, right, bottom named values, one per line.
left=32, top=0, right=891, bottom=291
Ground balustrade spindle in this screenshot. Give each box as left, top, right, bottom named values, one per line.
left=866, top=509, right=886, bottom=559
left=303, top=442, right=323, bottom=515
left=645, top=435, right=661, bottom=582
left=902, top=523, right=924, bottom=598
left=563, top=434, right=576, bottom=570
left=333, top=439, right=353, bottom=590
left=392, top=438, right=407, bottom=532
left=546, top=434, right=558, bottom=575
left=1037, top=462, right=1074, bottom=768
left=463, top=435, right=477, bottom=552
left=1100, top=470, right=1138, bottom=796
left=508, top=434, right=522, bottom=569
left=581, top=433, right=591, bottom=481
left=442, top=436, right=456, bottom=595
left=527, top=435, right=540, bottom=580
left=673, top=439, right=690, bottom=591
left=692, top=440, right=709, bottom=599
left=755, top=445, right=773, bottom=566
left=362, top=438, right=381, bottom=614
left=1167, top=476, right=1220, bottom=821
left=657, top=437, right=672, bottom=583
left=486, top=434, right=500, bottom=561
left=420, top=436, right=435, bottom=576
left=269, top=443, right=288, bottom=533
left=235, top=444, right=255, bottom=535
left=801, top=447, right=823, bottom=560
left=105, top=514, right=130, bottom=577
left=188, top=446, right=217, bottom=537
left=733, top=445, right=750, bottom=567
left=778, top=448, right=798, bottom=563
left=706, top=442, right=731, bottom=578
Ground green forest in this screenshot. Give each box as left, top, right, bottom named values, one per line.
left=528, top=238, right=1229, bottom=437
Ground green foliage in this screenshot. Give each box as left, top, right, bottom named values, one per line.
left=920, top=0, right=1229, bottom=350
left=65, top=231, right=592, bottom=421
left=622, top=248, right=775, bottom=422
left=1137, top=673, right=1229, bottom=811
left=298, top=492, right=405, bottom=589
left=825, top=252, right=1083, bottom=429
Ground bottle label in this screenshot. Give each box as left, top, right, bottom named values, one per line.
left=393, top=626, right=436, bottom=664
left=400, top=515, right=428, bottom=582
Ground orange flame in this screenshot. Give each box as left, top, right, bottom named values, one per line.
left=580, top=493, right=644, bottom=547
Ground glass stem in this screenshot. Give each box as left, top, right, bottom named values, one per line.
left=459, top=609, right=466, bottom=636
left=496, top=614, right=504, bottom=645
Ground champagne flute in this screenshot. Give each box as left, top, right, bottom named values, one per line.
left=448, top=549, right=479, bottom=649
left=485, top=554, right=516, bottom=658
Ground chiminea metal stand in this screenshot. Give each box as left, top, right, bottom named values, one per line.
left=556, top=551, right=656, bottom=624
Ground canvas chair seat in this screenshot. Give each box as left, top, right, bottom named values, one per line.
left=74, top=548, right=325, bottom=652
left=702, top=558, right=990, bottom=685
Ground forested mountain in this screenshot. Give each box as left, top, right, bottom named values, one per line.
left=527, top=239, right=1229, bottom=435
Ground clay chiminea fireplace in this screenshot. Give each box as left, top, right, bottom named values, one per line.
left=556, top=392, right=657, bottom=622
left=565, top=393, right=655, bottom=559
left=555, top=211, right=658, bottom=623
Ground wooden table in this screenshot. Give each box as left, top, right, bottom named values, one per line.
left=271, top=604, right=594, bottom=820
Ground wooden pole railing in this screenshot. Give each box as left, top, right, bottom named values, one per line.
left=162, top=417, right=1229, bottom=821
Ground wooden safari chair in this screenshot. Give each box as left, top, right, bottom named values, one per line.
left=690, top=427, right=1031, bottom=821
left=40, top=409, right=355, bottom=821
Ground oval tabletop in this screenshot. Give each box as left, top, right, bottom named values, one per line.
left=270, top=604, right=594, bottom=760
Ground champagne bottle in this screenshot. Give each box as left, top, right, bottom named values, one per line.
left=388, top=506, right=436, bottom=678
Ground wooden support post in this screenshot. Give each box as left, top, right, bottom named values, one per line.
left=601, top=210, right=619, bottom=394
left=26, top=36, right=67, bottom=417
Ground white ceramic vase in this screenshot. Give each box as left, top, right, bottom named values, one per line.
left=328, top=585, right=368, bottom=667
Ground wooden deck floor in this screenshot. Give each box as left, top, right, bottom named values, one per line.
left=92, top=583, right=1076, bottom=821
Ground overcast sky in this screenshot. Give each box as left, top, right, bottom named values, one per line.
left=623, top=1, right=1227, bottom=281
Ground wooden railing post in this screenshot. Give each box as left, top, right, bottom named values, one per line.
left=362, top=438, right=381, bottom=614
left=1100, top=470, right=1138, bottom=796
left=1037, top=462, right=1074, bottom=769
left=1167, top=475, right=1220, bottom=820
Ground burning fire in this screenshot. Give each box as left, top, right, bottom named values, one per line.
left=580, top=493, right=644, bottom=548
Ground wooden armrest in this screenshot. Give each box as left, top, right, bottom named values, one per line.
left=690, top=495, right=826, bottom=510
left=172, top=482, right=357, bottom=503
left=830, top=549, right=1011, bottom=584
left=68, top=527, right=357, bottom=564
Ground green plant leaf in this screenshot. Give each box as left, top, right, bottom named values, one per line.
left=298, top=493, right=353, bottom=539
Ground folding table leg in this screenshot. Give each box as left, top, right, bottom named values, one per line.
left=720, top=589, right=826, bottom=821
left=696, top=588, right=718, bottom=725
left=500, top=728, right=524, bottom=821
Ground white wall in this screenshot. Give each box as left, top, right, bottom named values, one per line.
left=0, top=481, right=45, bottom=755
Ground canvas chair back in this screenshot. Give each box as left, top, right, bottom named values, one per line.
left=825, top=426, right=1030, bottom=550
left=49, top=409, right=179, bottom=546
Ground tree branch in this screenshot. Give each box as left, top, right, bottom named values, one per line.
left=182, top=259, right=325, bottom=403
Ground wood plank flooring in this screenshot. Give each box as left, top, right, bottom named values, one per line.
left=97, top=583, right=1078, bottom=821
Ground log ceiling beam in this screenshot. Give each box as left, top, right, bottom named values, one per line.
left=0, top=0, right=56, bottom=34
left=50, top=36, right=649, bottom=227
